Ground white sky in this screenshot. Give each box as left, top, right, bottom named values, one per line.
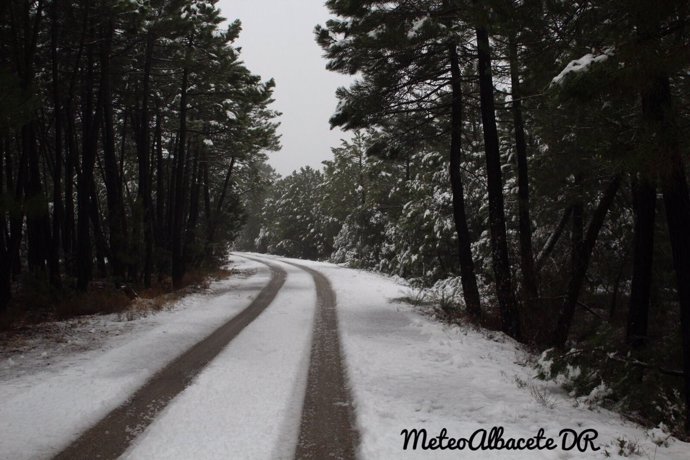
left=217, top=0, right=353, bottom=176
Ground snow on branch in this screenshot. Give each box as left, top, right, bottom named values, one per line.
left=551, top=48, right=614, bottom=86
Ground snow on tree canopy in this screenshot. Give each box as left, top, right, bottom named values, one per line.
left=407, top=17, right=428, bottom=38
left=551, top=48, right=614, bottom=86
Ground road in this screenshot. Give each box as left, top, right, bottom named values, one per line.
left=53, top=254, right=359, bottom=460
left=3, top=253, right=686, bottom=459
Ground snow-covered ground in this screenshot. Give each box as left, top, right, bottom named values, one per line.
left=1, top=253, right=687, bottom=459
left=267, top=255, right=688, bottom=460
left=122, top=257, right=315, bottom=459
left=0, top=256, right=271, bottom=460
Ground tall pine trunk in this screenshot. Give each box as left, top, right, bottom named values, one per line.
left=475, top=25, right=520, bottom=339
left=8, top=149, right=28, bottom=278
left=553, top=176, right=621, bottom=347
left=137, top=31, right=155, bottom=288
left=50, top=0, right=64, bottom=287
left=154, top=109, right=166, bottom=262
left=77, top=34, right=102, bottom=290
left=641, top=74, right=690, bottom=433
left=63, top=100, right=77, bottom=268
left=184, top=142, right=201, bottom=266
left=627, top=175, right=656, bottom=348
left=171, top=43, right=191, bottom=289
left=508, top=34, right=537, bottom=305
left=535, top=206, right=572, bottom=271
left=447, top=41, right=482, bottom=318
left=13, top=0, right=57, bottom=285
left=100, top=19, right=127, bottom=280
left=0, top=142, right=11, bottom=311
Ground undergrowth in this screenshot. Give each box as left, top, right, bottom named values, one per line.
left=0, top=265, right=234, bottom=332
left=535, top=324, right=686, bottom=439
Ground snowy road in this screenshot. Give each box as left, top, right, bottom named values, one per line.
left=55, top=257, right=288, bottom=459
left=287, top=260, right=359, bottom=459
left=1, top=253, right=689, bottom=459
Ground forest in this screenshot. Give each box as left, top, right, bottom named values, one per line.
left=238, top=0, right=690, bottom=437
left=0, top=0, right=279, bottom=310
left=2, top=0, right=690, bottom=441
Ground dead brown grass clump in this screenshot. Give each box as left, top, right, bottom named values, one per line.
left=55, top=287, right=131, bottom=319
left=175, top=267, right=234, bottom=291
left=1, top=264, right=237, bottom=330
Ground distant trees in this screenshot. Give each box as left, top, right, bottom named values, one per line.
left=0, top=0, right=279, bottom=309
left=252, top=166, right=326, bottom=259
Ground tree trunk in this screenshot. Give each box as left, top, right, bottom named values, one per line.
left=184, top=140, right=201, bottom=266
left=535, top=205, right=572, bottom=271
left=154, top=109, right=165, bottom=245
left=8, top=148, right=28, bottom=278
left=553, top=176, right=621, bottom=347
left=205, top=156, right=236, bottom=256
left=50, top=0, right=64, bottom=287
left=171, top=44, right=191, bottom=289
left=641, top=74, right=690, bottom=433
left=9, top=0, right=54, bottom=285
left=89, top=176, right=109, bottom=278
left=0, top=142, right=11, bottom=311
left=63, top=100, right=76, bottom=268
left=627, top=175, right=656, bottom=348
left=202, top=156, right=211, bottom=227
left=100, top=18, right=127, bottom=280
left=508, top=34, right=537, bottom=304
left=77, top=35, right=102, bottom=290
left=23, top=121, right=51, bottom=276
left=476, top=25, right=520, bottom=339
left=137, top=31, right=155, bottom=288
left=447, top=41, right=482, bottom=318
left=661, top=159, right=690, bottom=434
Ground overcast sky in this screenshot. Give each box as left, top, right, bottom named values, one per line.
left=217, top=0, right=352, bottom=176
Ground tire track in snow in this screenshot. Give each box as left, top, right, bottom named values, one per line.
left=284, top=260, right=360, bottom=460
left=53, top=257, right=286, bottom=460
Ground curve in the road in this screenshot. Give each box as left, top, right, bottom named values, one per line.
left=53, top=257, right=287, bottom=460
left=283, top=260, right=360, bottom=460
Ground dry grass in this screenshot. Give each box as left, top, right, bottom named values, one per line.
left=55, top=287, right=131, bottom=319
left=0, top=266, right=235, bottom=331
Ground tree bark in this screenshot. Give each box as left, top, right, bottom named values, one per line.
left=89, top=176, right=109, bottom=278
left=171, top=43, right=191, bottom=289
left=0, top=141, right=11, bottom=310
left=476, top=25, right=520, bottom=339
left=100, top=18, right=128, bottom=280
left=641, top=74, right=690, bottom=433
left=184, top=140, right=201, bottom=265
left=8, top=148, right=28, bottom=278
left=23, top=121, right=52, bottom=277
left=63, top=100, right=77, bottom=268
left=137, top=30, right=155, bottom=288
left=535, top=205, right=572, bottom=271
left=154, top=109, right=165, bottom=245
left=553, top=176, right=621, bottom=347
left=205, top=156, right=236, bottom=258
left=50, top=0, right=63, bottom=287
left=627, top=175, right=656, bottom=348
left=508, top=34, right=537, bottom=304
left=8, top=0, right=54, bottom=286
left=76, top=32, right=103, bottom=290
left=447, top=41, right=482, bottom=318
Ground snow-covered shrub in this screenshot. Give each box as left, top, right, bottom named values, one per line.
left=536, top=326, right=686, bottom=436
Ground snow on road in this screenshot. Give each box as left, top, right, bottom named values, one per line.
left=2, top=253, right=688, bottom=459
left=274, top=255, right=689, bottom=459
left=122, top=257, right=315, bottom=459
left=0, top=256, right=271, bottom=460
